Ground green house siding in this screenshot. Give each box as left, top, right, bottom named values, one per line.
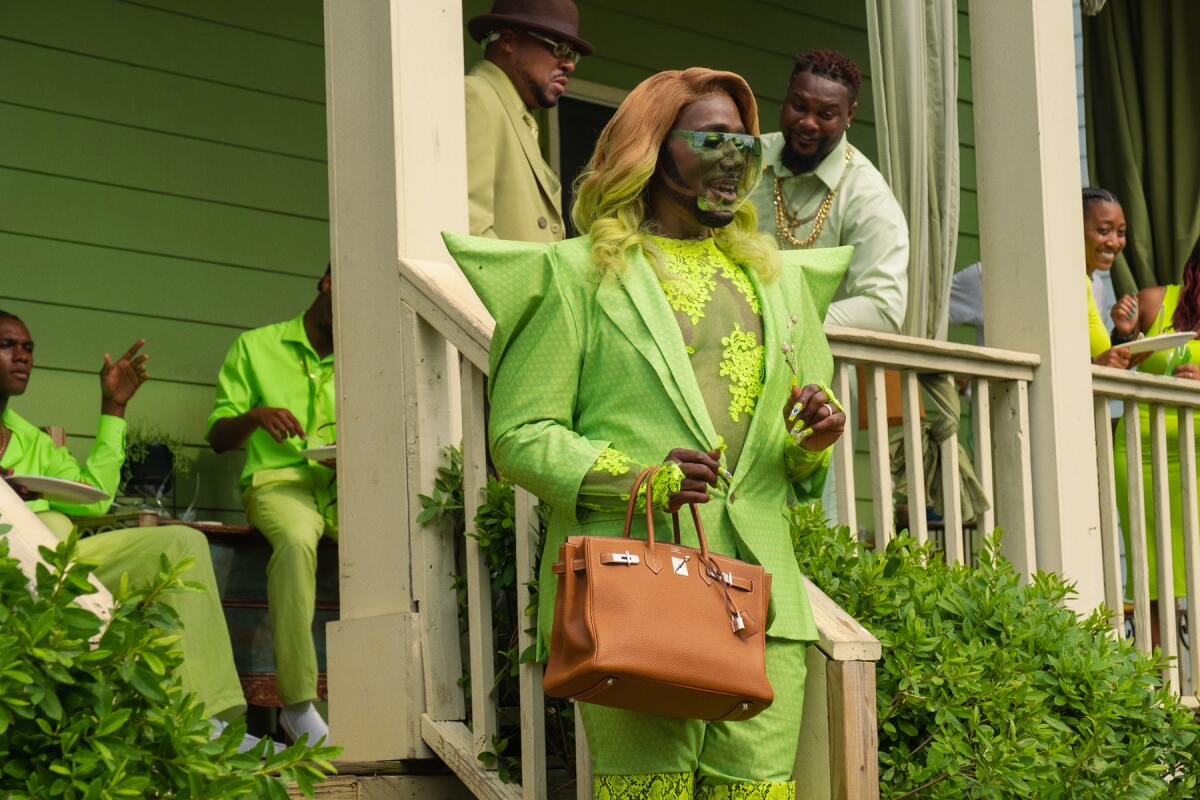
left=7, top=0, right=980, bottom=528
left=2, top=0, right=329, bottom=522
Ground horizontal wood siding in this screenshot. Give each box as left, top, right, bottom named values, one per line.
left=3, top=0, right=328, bottom=523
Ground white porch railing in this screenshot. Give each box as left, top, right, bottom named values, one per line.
left=399, top=256, right=882, bottom=800
left=1092, top=366, right=1200, bottom=707
left=824, top=327, right=1040, bottom=574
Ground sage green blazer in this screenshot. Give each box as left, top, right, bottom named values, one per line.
left=465, top=60, right=565, bottom=242
left=443, top=233, right=851, bottom=656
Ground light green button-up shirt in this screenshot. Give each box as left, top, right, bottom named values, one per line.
left=1, top=407, right=125, bottom=516
left=750, top=132, right=909, bottom=333
left=207, top=314, right=336, bottom=491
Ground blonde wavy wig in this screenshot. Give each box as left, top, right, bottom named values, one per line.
left=570, top=68, right=779, bottom=282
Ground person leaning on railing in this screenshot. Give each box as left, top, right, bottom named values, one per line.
left=0, top=310, right=271, bottom=753
left=1113, top=233, right=1200, bottom=628
left=1083, top=188, right=1136, bottom=370
left=444, top=68, right=851, bottom=799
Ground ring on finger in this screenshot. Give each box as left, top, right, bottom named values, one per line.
left=823, top=402, right=835, bottom=416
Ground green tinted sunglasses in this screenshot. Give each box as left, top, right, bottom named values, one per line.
left=670, top=130, right=761, bottom=155
left=527, top=30, right=582, bottom=65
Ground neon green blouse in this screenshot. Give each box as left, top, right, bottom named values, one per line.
left=1086, top=276, right=1111, bottom=359
left=577, top=236, right=827, bottom=512
left=0, top=407, right=125, bottom=516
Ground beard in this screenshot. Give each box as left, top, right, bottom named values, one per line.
left=781, top=145, right=824, bottom=176
left=658, top=152, right=736, bottom=229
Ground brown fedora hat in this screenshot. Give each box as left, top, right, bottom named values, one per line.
left=468, top=0, right=594, bottom=56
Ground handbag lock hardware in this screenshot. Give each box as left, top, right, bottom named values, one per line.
left=603, top=551, right=640, bottom=565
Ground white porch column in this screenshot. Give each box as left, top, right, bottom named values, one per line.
left=324, top=0, right=468, bottom=759
left=969, top=1, right=1104, bottom=611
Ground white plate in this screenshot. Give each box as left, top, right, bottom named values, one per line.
left=1114, top=331, right=1197, bottom=355
left=5, top=476, right=109, bottom=504
left=299, top=445, right=337, bottom=461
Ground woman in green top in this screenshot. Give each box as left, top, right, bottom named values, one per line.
left=1114, top=234, right=1200, bottom=608
left=444, top=68, right=849, bottom=799
left=1084, top=187, right=1134, bottom=368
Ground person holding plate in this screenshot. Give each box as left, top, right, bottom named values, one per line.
left=207, top=264, right=335, bottom=744
left=1114, top=233, right=1200, bottom=626
left=444, top=68, right=849, bottom=799
left=0, top=310, right=259, bottom=748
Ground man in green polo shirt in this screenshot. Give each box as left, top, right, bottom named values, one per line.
left=0, top=310, right=260, bottom=749
left=208, top=266, right=335, bottom=745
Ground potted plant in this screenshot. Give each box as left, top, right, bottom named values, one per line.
left=122, top=421, right=195, bottom=500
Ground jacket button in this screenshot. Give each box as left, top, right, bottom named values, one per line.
left=551, top=223, right=561, bottom=235
left=537, top=216, right=548, bottom=229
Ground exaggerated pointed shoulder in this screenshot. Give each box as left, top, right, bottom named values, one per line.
left=778, top=245, right=854, bottom=319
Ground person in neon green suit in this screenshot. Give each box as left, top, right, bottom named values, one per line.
left=0, top=310, right=264, bottom=750
left=444, top=68, right=851, bottom=800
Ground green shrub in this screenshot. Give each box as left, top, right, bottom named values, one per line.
left=790, top=504, right=1200, bottom=799
left=0, top=524, right=339, bottom=799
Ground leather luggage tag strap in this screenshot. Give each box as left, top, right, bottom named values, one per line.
left=732, top=607, right=761, bottom=641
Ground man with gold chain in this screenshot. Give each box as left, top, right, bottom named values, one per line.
left=750, top=49, right=909, bottom=333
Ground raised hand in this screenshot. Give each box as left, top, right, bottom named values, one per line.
left=100, top=339, right=149, bottom=417
left=783, top=383, right=846, bottom=451
left=249, top=407, right=307, bottom=443
left=1110, top=294, right=1139, bottom=338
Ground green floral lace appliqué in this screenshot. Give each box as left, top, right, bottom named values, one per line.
left=592, top=447, right=634, bottom=476
left=719, top=261, right=762, bottom=315
left=595, top=772, right=694, bottom=800
left=618, top=461, right=685, bottom=513
left=720, top=323, right=765, bottom=422
left=660, top=256, right=717, bottom=325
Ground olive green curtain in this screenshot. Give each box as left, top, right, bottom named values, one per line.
left=1083, top=0, right=1200, bottom=296
left=865, top=0, right=959, bottom=340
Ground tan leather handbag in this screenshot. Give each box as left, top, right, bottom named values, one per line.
left=543, top=466, right=773, bottom=721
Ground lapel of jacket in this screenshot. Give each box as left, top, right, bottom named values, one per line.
left=596, top=248, right=719, bottom=449
left=731, top=268, right=791, bottom=487
left=481, top=67, right=563, bottom=215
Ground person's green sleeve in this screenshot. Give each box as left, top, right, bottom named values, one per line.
left=578, top=448, right=686, bottom=513
left=207, top=336, right=256, bottom=440
left=824, top=180, right=908, bottom=333
left=465, top=79, right=499, bottom=239
left=43, top=414, right=126, bottom=516
left=784, top=441, right=832, bottom=505
left=1086, top=279, right=1111, bottom=358
left=487, top=272, right=608, bottom=511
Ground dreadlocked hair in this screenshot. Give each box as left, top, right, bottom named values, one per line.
left=791, top=49, right=862, bottom=101
left=1173, top=236, right=1200, bottom=334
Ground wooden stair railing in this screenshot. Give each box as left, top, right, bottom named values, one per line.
left=398, top=255, right=882, bottom=800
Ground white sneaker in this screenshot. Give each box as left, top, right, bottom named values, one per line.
left=211, top=717, right=284, bottom=756
left=279, top=701, right=329, bottom=745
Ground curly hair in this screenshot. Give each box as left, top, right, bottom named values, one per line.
left=791, top=49, right=862, bottom=101
left=571, top=68, right=778, bottom=282
left=1173, top=235, right=1200, bottom=334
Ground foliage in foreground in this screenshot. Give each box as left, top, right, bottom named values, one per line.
left=791, top=504, right=1200, bottom=799
left=0, top=525, right=339, bottom=799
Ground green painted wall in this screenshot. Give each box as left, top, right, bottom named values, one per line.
left=2, top=0, right=329, bottom=522
left=6, top=0, right=979, bottom=529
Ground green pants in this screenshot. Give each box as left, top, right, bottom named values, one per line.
left=243, top=473, right=336, bottom=706
left=581, top=637, right=807, bottom=791
left=38, top=512, right=245, bottom=719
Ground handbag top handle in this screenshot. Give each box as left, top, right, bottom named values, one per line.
left=621, top=465, right=713, bottom=562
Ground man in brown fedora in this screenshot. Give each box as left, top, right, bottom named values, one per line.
left=465, top=0, right=592, bottom=242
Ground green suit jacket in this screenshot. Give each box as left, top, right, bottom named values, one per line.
left=443, top=233, right=851, bottom=656
left=464, top=60, right=564, bottom=242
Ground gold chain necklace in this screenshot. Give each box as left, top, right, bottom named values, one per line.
left=773, top=147, right=853, bottom=249
left=0, top=425, right=10, bottom=463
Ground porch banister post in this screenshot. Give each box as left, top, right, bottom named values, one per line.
left=323, top=0, right=468, bottom=759
left=968, top=1, right=1105, bottom=611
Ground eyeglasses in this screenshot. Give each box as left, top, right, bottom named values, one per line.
left=670, top=130, right=761, bottom=155
left=526, top=30, right=582, bottom=65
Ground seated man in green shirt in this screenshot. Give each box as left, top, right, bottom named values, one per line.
left=0, top=310, right=264, bottom=750
left=207, top=266, right=335, bottom=745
